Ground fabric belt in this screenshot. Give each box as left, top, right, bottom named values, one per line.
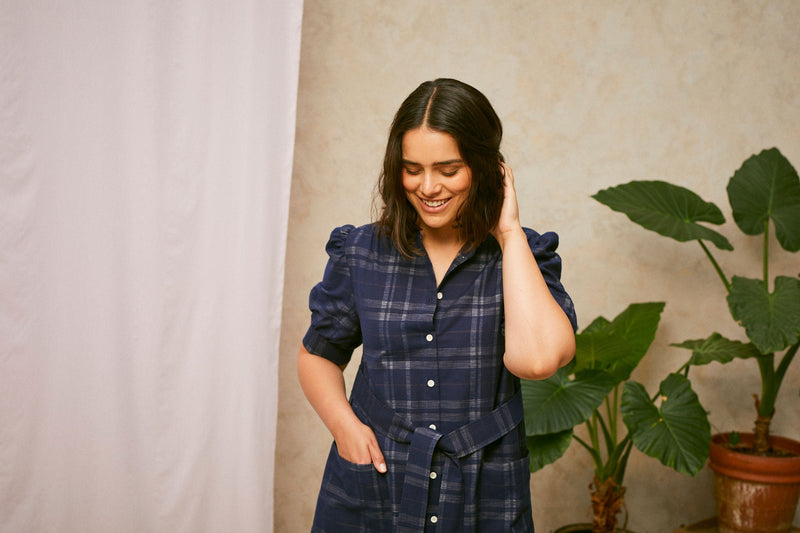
left=350, top=366, right=525, bottom=532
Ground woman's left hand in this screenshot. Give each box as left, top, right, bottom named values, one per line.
left=491, top=162, right=523, bottom=248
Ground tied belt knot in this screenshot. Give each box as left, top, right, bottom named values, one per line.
left=350, top=366, right=524, bottom=532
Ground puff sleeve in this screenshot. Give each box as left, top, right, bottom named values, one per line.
left=302, top=225, right=363, bottom=366
left=526, top=228, right=578, bottom=332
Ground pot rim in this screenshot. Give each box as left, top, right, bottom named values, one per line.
left=709, top=432, right=800, bottom=484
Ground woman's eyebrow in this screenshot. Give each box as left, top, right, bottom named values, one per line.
left=402, top=159, right=464, bottom=166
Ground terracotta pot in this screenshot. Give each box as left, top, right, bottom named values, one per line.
left=709, top=433, right=800, bottom=533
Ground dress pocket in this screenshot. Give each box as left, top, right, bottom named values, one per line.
left=477, top=454, right=533, bottom=532
left=313, top=443, right=391, bottom=531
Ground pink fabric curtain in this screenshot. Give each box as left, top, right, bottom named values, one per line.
left=0, top=1, right=302, bottom=531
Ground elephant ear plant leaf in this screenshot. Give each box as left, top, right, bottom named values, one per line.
left=591, top=180, right=733, bottom=251
left=522, top=302, right=710, bottom=533
left=728, top=275, right=800, bottom=354
left=593, top=147, right=800, bottom=455
left=672, top=333, right=761, bottom=367
left=622, top=373, right=710, bottom=476
left=727, top=147, right=800, bottom=252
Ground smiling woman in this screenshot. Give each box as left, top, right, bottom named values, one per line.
left=376, top=79, right=506, bottom=260
left=401, top=127, right=472, bottom=280
left=297, top=78, right=577, bottom=532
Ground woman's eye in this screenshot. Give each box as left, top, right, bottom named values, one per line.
left=404, top=167, right=422, bottom=175
left=441, top=169, right=459, bottom=177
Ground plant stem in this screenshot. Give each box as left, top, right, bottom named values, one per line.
left=763, top=220, right=769, bottom=287
left=574, top=434, right=603, bottom=474
left=605, top=387, right=619, bottom=444
left=760, top=341, right=800, bottom=417
left=776, top=341, right=799, bottom=386
left=697, top=239, right=730, bottom=292
left=756, top=353, right=776, bottom=418
left=613, top=437, right=634, bottom=486
left=589, top=414, right=601, bottom=455
left=597, top=409, right=614, bottom=461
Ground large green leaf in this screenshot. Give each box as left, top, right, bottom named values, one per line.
left=521, top=367, right=617, bottom=436
left=604, top=302, right=665, bottom=379
left=592, top=180, right=733, bottom=250
left=621, top=374, right=710, bottom=476
left=582, top=315, right=611, bottom=334
left=672, top=332, right=761, bottom=366
left=574, top=302, right=665, bottom=381
left=526, top=429, right=574, bottom=472
left=727, top=148, right=800, bottom=252
left=727, top=275, right=800, bottom=354
left=574, top=329, right=626, bottom=375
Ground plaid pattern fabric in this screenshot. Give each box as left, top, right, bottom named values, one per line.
left=304, top=224, right=577, bottom=533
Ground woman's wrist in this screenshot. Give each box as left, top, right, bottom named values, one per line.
left=493, top=225, right=525, bottom=252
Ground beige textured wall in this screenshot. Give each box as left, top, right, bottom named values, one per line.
left=276, top=2, right=800, bottom=531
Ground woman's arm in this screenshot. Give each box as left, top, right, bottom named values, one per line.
left=491, top=163, right=576, bottom=380
left=297, top=345, right=386, bottom=472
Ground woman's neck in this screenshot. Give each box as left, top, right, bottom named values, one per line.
left=421, top=226, right=463, bottom=251
left=421, top=229, right=465, bottom=285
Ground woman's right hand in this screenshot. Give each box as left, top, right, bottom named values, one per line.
left=297, top=346, right=387, bottom=474
left=333, top=416, right=387, bottom=473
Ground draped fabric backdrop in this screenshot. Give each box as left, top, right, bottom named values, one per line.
left=0, top=2, right=302, bottom=531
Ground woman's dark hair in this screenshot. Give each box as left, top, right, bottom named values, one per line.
left=375, top=78, right=505, bottom=258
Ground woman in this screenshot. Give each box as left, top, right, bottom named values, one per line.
left=298, top=78, right=577, bottom=532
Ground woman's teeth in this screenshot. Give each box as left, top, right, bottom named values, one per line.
left=422, top=198, right=448, bottom=207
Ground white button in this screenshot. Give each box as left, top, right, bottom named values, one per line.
left=429, top=424, right=437, bottom=430
left=437, top=292, right=443, bottom=300
left=426, top=333, right=433, bottom=342
left=430, top=515, right=438, bottom=524
left=427, top=379, right=435, bottom=388
left=430, top=471, right=437, bottom=479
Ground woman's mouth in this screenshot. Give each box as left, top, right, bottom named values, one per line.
left=422, top=198, right=449, bottom=208
left=418, top=196, right=451, bottom=213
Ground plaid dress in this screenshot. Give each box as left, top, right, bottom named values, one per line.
left=303, top=224, right=577, bottom=533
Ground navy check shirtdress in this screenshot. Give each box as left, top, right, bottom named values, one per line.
left=303, top=224, right=577, bottom=533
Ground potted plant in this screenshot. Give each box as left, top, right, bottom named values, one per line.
left=522, top=302, right=711, bottom=533
left=592, top=147, right=800, bottom=532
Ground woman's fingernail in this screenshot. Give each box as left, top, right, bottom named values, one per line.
left=378, top=463, right=386, bottom=473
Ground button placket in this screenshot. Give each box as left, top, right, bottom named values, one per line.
left=425, top=287, right=441, bottom=455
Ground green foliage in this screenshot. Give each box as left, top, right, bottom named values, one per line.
left=592, top=147, right=800, bottom=435
left=727, top=147, right=800, bottom=251
left=591, top=180, right=732, bottom=250
left=622, top=374, right=710, bottom=476
left=522, top=302, right=710, bottom=482
left=727, top=275, right=800, bottom=354
left=522, top=364, right=617, bottom=435
left=672, top=333, right=760, bottom=367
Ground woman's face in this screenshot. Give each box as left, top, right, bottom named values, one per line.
left=401, top=127, right=472, bottom=240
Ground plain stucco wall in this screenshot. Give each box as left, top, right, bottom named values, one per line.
left=276, top=2, right=800, bottom=531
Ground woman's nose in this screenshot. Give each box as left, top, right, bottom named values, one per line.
left=420, top=172, right=440, bottom=196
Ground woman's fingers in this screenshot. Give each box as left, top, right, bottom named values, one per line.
left=336, top=422, right=387, bottom=473
left=370, top=440, right=387, bottom=473
left=501, top=161, right=514, bottom=184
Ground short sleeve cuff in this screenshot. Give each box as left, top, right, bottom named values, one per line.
left=302, top=327, right=354, bottom=367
